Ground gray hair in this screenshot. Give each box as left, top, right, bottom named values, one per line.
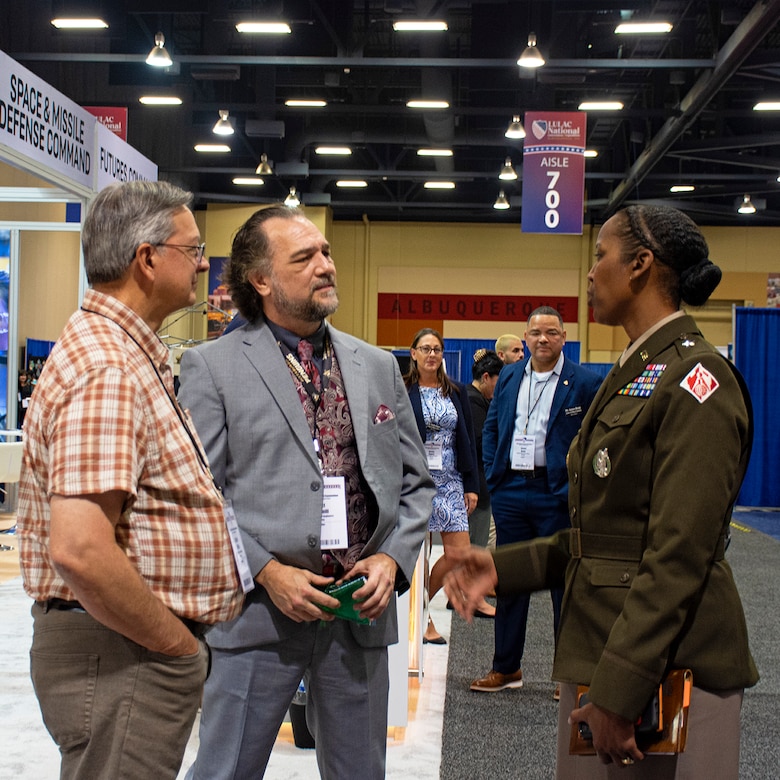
left=82, top=180, right=194, bottom=285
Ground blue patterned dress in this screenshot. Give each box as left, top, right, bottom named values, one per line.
left=419, top=386, right=469, bottom=533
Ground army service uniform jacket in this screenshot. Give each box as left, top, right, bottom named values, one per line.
left=492, top=314, right=759, bottom=721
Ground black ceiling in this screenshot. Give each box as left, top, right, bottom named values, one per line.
left=5, top=0, right=780, bottom=225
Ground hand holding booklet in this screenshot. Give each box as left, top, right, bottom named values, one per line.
left=570, top=669, right=693, bottom=756
left=316, top=575, right=372, bottom=625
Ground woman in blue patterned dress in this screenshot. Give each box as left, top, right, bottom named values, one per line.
left=406, top=328, right=494, bottom=644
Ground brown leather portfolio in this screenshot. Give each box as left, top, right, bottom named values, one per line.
left=569, top=669, right=693, bottom=756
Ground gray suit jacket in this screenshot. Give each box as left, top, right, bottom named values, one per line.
left=178, top=317, right=433, bottom=650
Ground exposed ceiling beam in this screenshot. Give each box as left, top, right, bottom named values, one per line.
left=603, top=0, right=780, bottom=216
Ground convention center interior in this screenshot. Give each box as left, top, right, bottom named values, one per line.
left=0, top=0, right=779, bottom=778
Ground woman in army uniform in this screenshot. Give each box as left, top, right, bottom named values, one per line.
left=445, top=205, right=758, bottom=778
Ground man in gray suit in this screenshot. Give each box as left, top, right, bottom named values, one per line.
left=178, top=205, right=434, bottom=779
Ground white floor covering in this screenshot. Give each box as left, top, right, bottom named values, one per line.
left=0, top=562, right=451, bottom=780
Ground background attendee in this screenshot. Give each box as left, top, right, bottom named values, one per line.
left=465, top=349, right=503, bottom=548
left=179, top=205, right=433, bottom=780
left=471, top=307, right=601, bottom=695
left=16, top=180, right=243, bottom=780
left=494, top=333, right=524, bottom=365
left=446, top=204, right=758, bottom=778
left=406, top=328, right=492, bottom=645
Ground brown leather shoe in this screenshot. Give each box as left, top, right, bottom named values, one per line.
left=470, top=669, right=523, bottom=692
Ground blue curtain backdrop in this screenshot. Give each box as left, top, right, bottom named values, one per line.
left=734, top=307, right=780, bottom=507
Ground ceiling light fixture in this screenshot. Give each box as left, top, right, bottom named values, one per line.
left=336, top=180, right=368, bottom=188
left=315, top=146, right=352, bottom=155
left=615, top=22, right=673, bottom=34
left=583, top=149, right=599, bottom=158
left=578, top=101, right=624, bottom=111
left=139, top=96, right=182, bottom=105
left=146, top=32, right=172, bottom=68
left=284, top=187, right=301, bottom=207
left=753, top=102, right=780, bottom=111
left=255, top=153, right=273, bottom=175
left=236, top=22, right=291, bottom=34
left=232, top=177, right=265, bottom=186
left=393, top=20, right=448, bottom=32
left=670, top=184, right=695, bottom=193
left=738, top=194, right=756, bottom=214
left=417, top=148, right=453, bottom=157
left=212, top=110, right=234, bottom=136
left=424, top=181, right=456, bottom=189
left=517, top=33, right=545, bottom=69
left=499, top=158, right=518, bottom=180
left=51, top=18, right=108, bottom=29
left=493, top=190, right=510, bottom=210
left=505, top=115, right=526, bottom=139
left=194, top=144, right=231, bottom=153
left=285, top=99, right=327, bottom=107
left=406, top=100, right=450, bottom=109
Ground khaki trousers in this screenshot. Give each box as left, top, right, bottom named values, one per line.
left=30, top=602, right=208, bottom=780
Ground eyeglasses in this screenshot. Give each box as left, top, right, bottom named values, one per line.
left=156, top=243, right=206, bottom=265
left=414, top=345, right=443, bottom=355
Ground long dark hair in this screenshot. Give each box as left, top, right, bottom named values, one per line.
left=404, top=327, right=458, bottom=397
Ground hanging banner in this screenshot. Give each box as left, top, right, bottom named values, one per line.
left=96, top=123, right=157, bottom=191
left=0, top=49, right=94, bottom=190
left=85, top=106, right=128, bottom=141
left=521, top=111, right=586, bottom=235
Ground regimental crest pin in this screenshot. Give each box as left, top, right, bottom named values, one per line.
left=593, top=448, right=611, bottom=478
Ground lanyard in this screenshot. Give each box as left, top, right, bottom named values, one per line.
left=420, top=385, right=443, bottom=433
left=81, top=306, right=217, bottom=488
left=282, top=331, right=333, bottom=409
left=524, top=371, right=553, bottom=434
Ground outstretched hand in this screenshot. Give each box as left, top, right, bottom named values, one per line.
left=443, top=546, right=497, bottom=621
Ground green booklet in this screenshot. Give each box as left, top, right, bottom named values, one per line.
left=316, top=576, right=371, bottom=624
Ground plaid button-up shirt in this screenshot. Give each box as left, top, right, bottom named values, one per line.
left=18, top=289, right=242, bottom=624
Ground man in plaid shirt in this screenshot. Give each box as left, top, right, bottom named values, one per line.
left=17, top=180, right=243, bottom=780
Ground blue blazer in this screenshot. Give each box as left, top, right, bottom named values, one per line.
left=407, top=379, right=480, bottom=495
left=482, top=356, right=602, bottom=500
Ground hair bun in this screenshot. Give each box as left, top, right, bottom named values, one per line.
left=680, top=258, right=722, bottom=306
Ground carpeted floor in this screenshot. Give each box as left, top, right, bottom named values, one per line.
left=441, top=518, right=780, bottom=779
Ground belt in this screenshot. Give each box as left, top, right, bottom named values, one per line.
left=38, top=598, right=87, bottom=613
left=180, top=617, right=211, bottom=639
left=38, top=599, right=210, bottom=639
left=569, top=528, right=729, bottom=562
left=514, top=467, right=547, bottom=479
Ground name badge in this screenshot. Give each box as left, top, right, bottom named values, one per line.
left=511, top=434, right=536, bottom=471
left=425, top=441, right=444, bottom=471
left=222, top=499, right=256, bottom=594
left=321, top=475, right=349, bottom=549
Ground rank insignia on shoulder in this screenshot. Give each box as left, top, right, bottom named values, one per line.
left=618, top=364, right=666, bottom=397
left=681, top=338, right=696, bottom=347
left=680, top=362, right=719, bottom=403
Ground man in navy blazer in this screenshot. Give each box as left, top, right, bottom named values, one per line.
left=471, top=306, right=602, bottom=695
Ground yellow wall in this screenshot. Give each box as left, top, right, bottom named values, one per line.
left=1, top=182, right=777, bottom=366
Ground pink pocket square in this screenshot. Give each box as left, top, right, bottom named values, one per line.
left=373, top=405, right=395, bottom=424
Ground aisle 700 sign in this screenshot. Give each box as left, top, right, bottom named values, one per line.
left=521, top=112, right=586, bottom=235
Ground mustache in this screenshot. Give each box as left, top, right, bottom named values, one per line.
left=313, top=276, right=336, bottom=290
